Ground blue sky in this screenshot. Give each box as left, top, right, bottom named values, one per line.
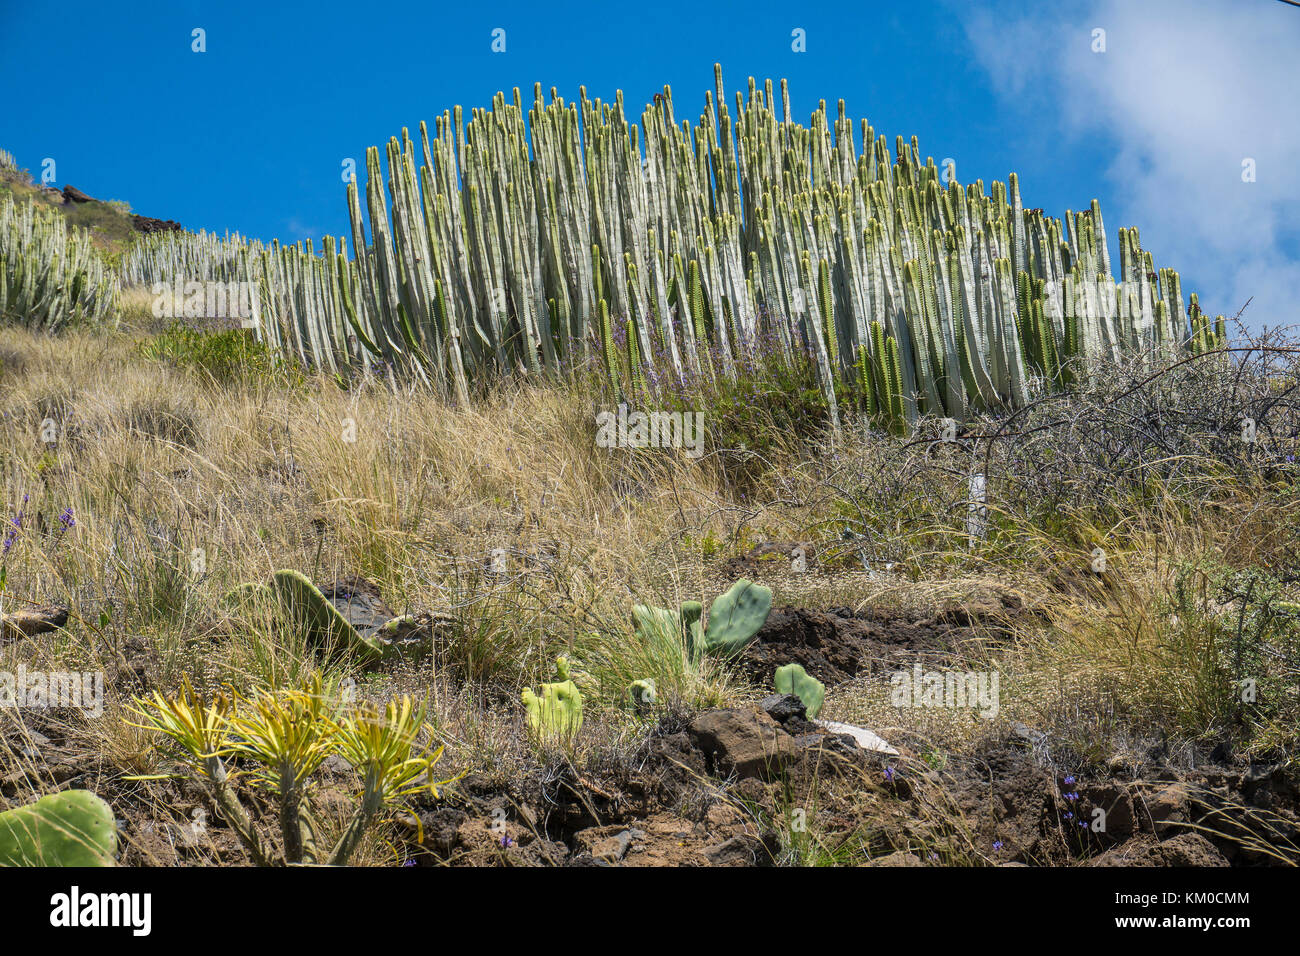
left=2, top=0, right=1296, bottom=328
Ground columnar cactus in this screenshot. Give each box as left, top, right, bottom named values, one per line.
left=1, top=197, right=118, bottom=331
left=109, top=69, right=1217, bottom=431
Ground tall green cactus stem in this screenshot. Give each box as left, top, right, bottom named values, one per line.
left=883, top=332, right=906, bottom=433
left=598, top=298, right=620, bottom=398
left=687, top=259, right=713, bottom=376
left=626, top=308, right=647, bottom=402
left=774, top=663, right=825, bottom=719
left=0, top=791, right=118, bottom=866
left=856, top=344, right=877, bottom=416
left=818, top=258, right=839, bottom=374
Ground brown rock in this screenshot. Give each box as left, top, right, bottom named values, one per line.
left=688, top=706, right=799, bottom=780
left=865, top=850, right=925, bottom=867
left=703, top=834, right=769, bottom=866
left=1138, top=782, right=1189, bottom=835
left=1, top=604, right=69, bottom=639
left=416, top=807, right=467, bottom=856
left=130, top=213, right=183, bottom=234
left=1082, top=783, right=1137, bottom=841
left=1091, top=833, right=1228, bottom=867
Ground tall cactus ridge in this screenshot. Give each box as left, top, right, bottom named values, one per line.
left=801, top=251, right=839, bottom=427
left=102, top=67, right=1209, bottom=434
left=1, top=197, right=119, bottom=332
left=435, top=278, right=471, bottom=403
left=856, top=343, right=877, bottom=417
left=884, top=332, right=906, bottom=433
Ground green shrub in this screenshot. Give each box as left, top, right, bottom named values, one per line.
left=138, top=321, right=306, bottom=389
left=658, top=345, right=832, bottom=488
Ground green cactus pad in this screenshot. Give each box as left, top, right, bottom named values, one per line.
left=221, top=581, right=272, bottom=610
left=627, top=678, right=657, bottom=709
left=270, top=570, right=386, bottom=662
left=680, top=601, right=704, bottom=658
left=521, top=680, right=583, bottom=741
left=0, top=790, right=118, bottom=867
left=632, top=604, right=682, bottom=651
left=700, top=579, right=772, bottom=658
left=774, top=663, right=825, bottom=719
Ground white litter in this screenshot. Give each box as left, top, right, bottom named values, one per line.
left=813, top=719, right=899, bottom=755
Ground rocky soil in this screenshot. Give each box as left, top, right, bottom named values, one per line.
left=4, top=592, right=1296, bottom=867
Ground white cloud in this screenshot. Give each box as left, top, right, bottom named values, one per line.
left=963, top=0, right=1300, bottom=332
left=284, top=217, right=322, bottom=242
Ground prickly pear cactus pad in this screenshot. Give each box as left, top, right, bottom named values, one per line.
left=633, top=604, right=683, bottom=650
left=627, top=678, right=657, bottom=709
left=521, top=680, right=584, bottom=741
left=680, top=601, right=705, bottom=657
left=269, top=569, right=386, bottom=662
left=774, top=663, right=826, bottom=719
left=701, top=579, right=772, bottom=658
left=0, top=790, right=118, bottom=867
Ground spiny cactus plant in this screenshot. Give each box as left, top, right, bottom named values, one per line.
left=698, top=579, right=773, bottom=658
left=0, top=149, right=16, bottom=173
left=0, top=790, right=118, bottom=866
left=521, top=657, right=584, bottom=743
left=1, top=196, right=118, bottom=331
left=774, top=663, right=825, bottom=719
left=116, top=67, right=1226, bottom=432
left=633, top=579, right=772, bottom=661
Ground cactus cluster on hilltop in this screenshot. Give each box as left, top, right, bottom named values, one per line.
left=112, top=66, right=1227, bottom=431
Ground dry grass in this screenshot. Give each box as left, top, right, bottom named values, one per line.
left=1, top=323, right=1298, bottom=865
